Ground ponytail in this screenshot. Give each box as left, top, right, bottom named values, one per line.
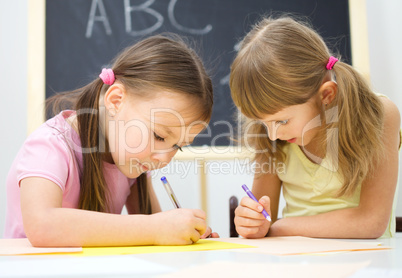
left=75, top=79, right=111, bottom=212
left=329, top=61, right=384, bottom=196
left=136, top=173, right=152, bottom=214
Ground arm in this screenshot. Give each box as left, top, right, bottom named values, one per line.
left=234, top=168, right=282, bottom=238
left=269, top=98, right=401, bottom=238
left=21, top=177, right=207, bottom=247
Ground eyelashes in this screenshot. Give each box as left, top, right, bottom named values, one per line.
left=174, top=145, right=183, bottom=152
left=153, top=132, right=183, bottom=152
left=154, top=132, right=165, bottom=142
left=276, top=119, right=289, bottom=125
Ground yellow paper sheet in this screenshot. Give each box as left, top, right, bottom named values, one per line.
left=0, top=239, right=254, bottom=257
left=0, top=238, right=82, bottom=256
left=208, top=236, right=390, bottom=256
left=3, top=236, right=386, bottom=257
left=74, top=239, right=255, bottom=257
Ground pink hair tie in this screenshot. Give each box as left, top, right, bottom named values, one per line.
left=99, top=68, right=115, bottom=85
left=326, top=56, right=338, bottom=70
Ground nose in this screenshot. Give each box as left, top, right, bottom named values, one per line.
left=266, top=122, right=281, bottom=141
left=151, top=149, right=177, bottom=168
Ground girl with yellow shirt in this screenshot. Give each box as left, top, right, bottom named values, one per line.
left=230, top=16, right=400, bottom=239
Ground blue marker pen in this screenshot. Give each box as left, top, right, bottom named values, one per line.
left=161, top=176, right=181, bottom=209
left=241, top=184, right=271, bottom=222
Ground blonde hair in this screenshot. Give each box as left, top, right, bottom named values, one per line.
left=230, top=16, right=384, bottom=196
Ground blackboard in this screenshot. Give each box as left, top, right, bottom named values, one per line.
left=46, top=0, right=351, bottom=146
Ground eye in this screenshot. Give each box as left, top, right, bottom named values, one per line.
left=173, top=145, right=183, bottom=152
left=276, top=119, right=289, bottom=125
left=154, top=132, right=165, bottom=142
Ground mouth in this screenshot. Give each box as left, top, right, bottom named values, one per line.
left=138, top=163, right=150, bottom=172
left=286, top=138, right=297, bottom=143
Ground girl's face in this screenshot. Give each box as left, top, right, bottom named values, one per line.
left=260, top=96, right=323, bottom=147
left=105, top=90, right=205, bottom=178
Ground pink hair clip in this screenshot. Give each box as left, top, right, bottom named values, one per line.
left=99, top=68, right=115, bottom=85
left=326, top=56, right=338, bottom=70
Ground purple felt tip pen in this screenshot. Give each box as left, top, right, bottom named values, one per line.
left=241, top=184, right=271, bottom=222
left=161, top=176, right=181, bottom=209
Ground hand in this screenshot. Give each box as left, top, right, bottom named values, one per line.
left=200, top=226, right=220, bottom=239
left=151, top=208, right=207, bottom=245
left=234, top=195, right=271, bottom=239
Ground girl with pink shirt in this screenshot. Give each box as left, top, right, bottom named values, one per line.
left=5, top=34, right=218, bottom=246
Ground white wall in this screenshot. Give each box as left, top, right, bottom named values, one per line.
left=0, top=1, right=28, bottom=237
left=366, top=0, right=402, bottom=216
left=0, top=1, right=401, bottom=238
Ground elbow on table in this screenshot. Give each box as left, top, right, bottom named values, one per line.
left=361, top=217, right=389, bottom=239
left=370, top=224, right=388, bottom=239
left=24, top=215, right=58, bottom=247
left=361, top=229, right=385, bottom=239
left=25, top=226, right=52, bottom=247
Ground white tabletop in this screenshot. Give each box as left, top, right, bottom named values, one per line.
left=1, top=234, right=401, bottom=278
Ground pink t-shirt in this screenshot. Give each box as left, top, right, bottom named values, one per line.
left=4, top=110, right=136, bottom=238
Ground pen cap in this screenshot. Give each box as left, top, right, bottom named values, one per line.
left=160, top=176, right=181, bottom=208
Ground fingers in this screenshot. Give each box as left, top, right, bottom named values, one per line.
left=189, top=211, right=222, bottom=242
left=238, top=196, right=270, bottom=220
left=189, top=229, right=202, bottom=244
left=234, top=196, right=271, bottom=239
left=200, top=227, right=220, bottom=239
left=234, top=215, right=269, bottom=239
left=192, top=208, right=207, bottom=220
left=180, top=209, right=206, bottom=242
left=200, top=226, right=212, bottom=239
left=176, top=216, right=205, bottom=245
left=259, top=196, right=271, bottom=212
left=192, top=211, right=207, bottom=236
left=189, top=218, right=208, bottom=244
left=210, top=232, right=220, bottom=238
left=236, top=223, right=259, bottom=233
left=235, top=206, right=266, bottom=227
left=195, top=224, right=207, bottom=238
left=168, top=209, right=215, bottom=244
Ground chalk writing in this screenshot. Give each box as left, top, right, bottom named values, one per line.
left=86, top=0, right=112, bottom=38
left=168, top=0, right=212, bottom=35
left=86, top=0, right=212, bottom=38
left=124, top=0, right=164, bottom=36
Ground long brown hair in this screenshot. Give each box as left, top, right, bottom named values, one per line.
left=230, top=16, right=384, bottom=196
left=47, top=34, right=213, bottom=213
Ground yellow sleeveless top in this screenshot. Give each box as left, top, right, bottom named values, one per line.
left=277, top=143, right=397, bottom=238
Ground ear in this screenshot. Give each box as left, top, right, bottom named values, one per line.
left=103, top=84, right=126, bottom=112
left=318, top=81, right=337, bottom=106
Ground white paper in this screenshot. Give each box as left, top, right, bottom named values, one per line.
left=0, top=238, right=82, bottom=255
